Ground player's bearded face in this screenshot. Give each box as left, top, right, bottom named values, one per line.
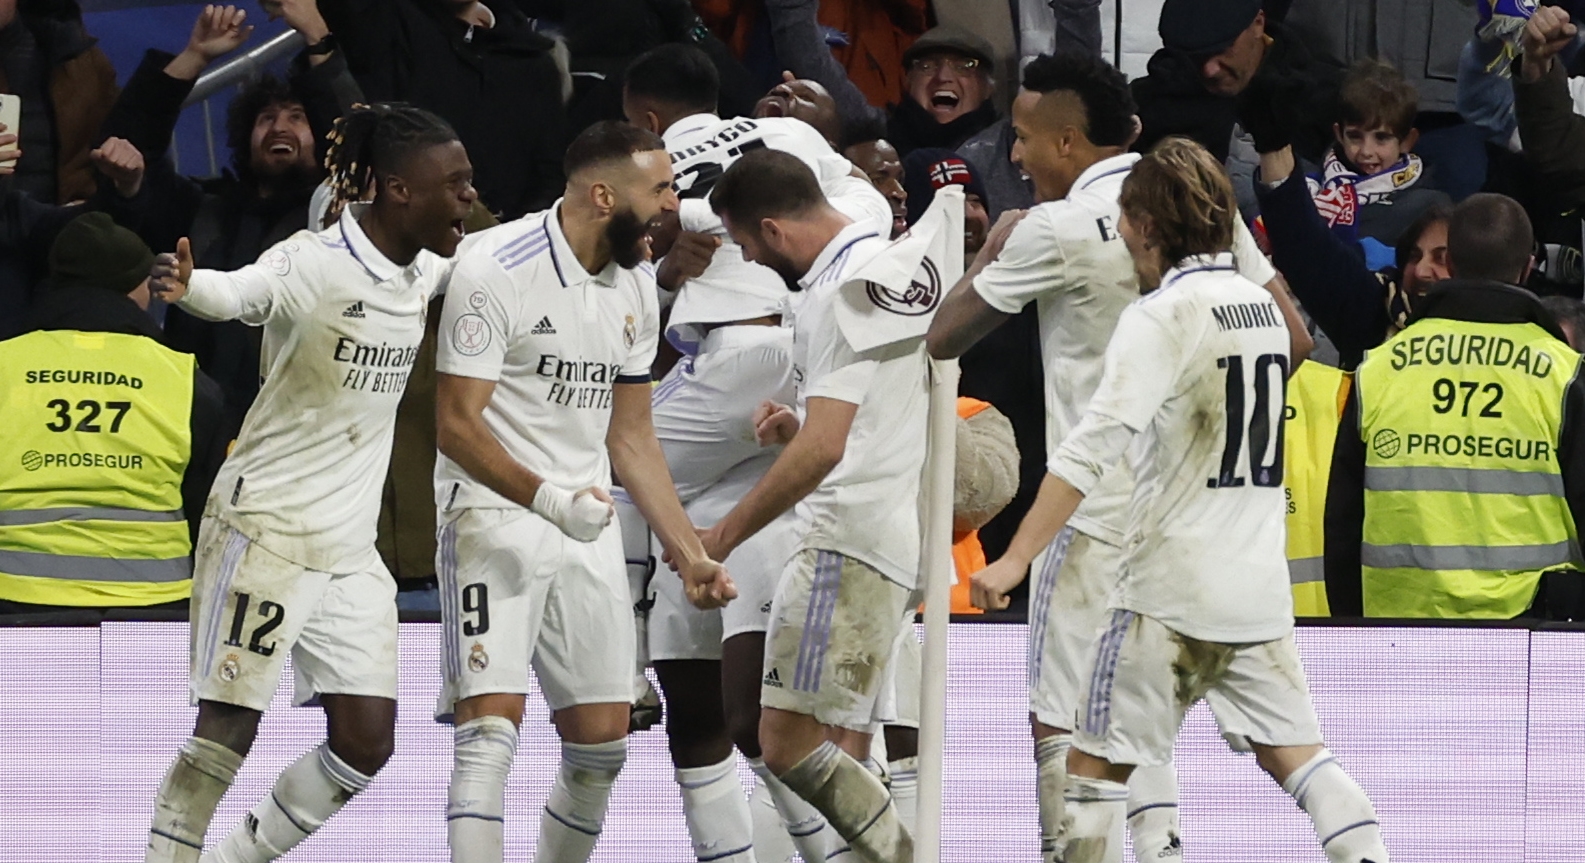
left=606, top=204, right=653, bottom=269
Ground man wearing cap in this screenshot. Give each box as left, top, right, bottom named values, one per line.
left=1132, top=0, right=1340, bottom=164
left=887, top=24, right=1001, bottom=156
left=0, top=212, right=226, bottom=613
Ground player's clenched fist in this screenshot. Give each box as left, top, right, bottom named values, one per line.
left=679, top=557, right=737, bottom=610
left=752, top=399, right=798, bottom=447
left=531, top=483, right=614, bottom=542
left=970, top=556, right=1026, bottom=611
left=656, top=230, right=721, bottom=290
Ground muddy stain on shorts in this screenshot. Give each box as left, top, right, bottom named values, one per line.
left=1168, top=631, right=1235, bottom=710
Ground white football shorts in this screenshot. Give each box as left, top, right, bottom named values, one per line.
left=648, top=466, right=795, bottom=661
left=761, top=549, right=911, bottom=731
left=434, top=507, right=635, bottom=718
left=1028, top=528, right=1120, bottom=730
left=189, top=516, right=399, bottom=712
left=1073, top=611, right=1324, bottom=767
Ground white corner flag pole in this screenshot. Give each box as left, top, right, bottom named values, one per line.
left=917, top=355, right=959, bottom=863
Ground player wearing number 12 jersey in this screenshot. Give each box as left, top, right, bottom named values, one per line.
left=975, top=138, right=1388, bottom=863
left=143, top=105, right=478, bottom=863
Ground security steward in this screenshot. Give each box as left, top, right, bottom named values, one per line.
left=1284, top=358, right=1350, bottom=617
left=0, top=213, right=225, bottom=613
left=1325, top=194, right=1585, bottom=619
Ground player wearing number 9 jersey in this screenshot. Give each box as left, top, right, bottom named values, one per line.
left=981, top=138, right=1389, bottom=863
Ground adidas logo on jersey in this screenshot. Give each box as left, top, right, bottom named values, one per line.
left=762, top=667, right=783, bottom=688
left=342, top=302, right=366, bottom=318
left=531, top=316, right=556, bottom=335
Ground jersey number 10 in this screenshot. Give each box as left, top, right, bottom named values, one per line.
left=1210, top=353, right=1288, bottom=489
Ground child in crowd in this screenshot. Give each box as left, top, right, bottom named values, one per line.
left=1308, top=59, right=1450, bottom=268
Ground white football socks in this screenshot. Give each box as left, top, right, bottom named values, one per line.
left=537, top=739, right=626, bottom=862
left=748, top=770, right=799, bottom=863
left=203, top=743, right=372, bottom=863
left=779, top=741, right=912, bottom=863
left=1125, top=763, right=1181, bottom=860
left=749, top=757, right=852, bottom=862
left=147, top=737, right=243, bottom=863
left=888, top=756, right=919, bottom=838
left=1034, top=734, right=1071, bottom=863
left=448, top=715, right=519, bottom=863
left=1281, top=749, right=1389, bottom=863
left=1061, top=775, right=1128, bottom=863
left=678, top=755, right=756, bottom=863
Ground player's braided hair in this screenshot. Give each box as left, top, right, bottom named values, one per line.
left=1118, top=136, right=1238, bottom=269
left=322, top=102, right=459, bottom=226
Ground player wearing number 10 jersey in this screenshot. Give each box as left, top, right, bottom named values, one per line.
left=977, top=138, right=1389, bottom=863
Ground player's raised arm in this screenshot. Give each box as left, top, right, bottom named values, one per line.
left=153, top=234, right=307, bottom=324
left=926, top=208, right=1028, bottom=358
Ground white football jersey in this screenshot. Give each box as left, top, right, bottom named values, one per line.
left=1050, top=253, right=1294, bottom=642
left=180, top=204, right=453, bottom=573
left=434, top=202, right=660, bottom=510
left=973, top=152, right=1275, bottom=546
left=662, top=113, right=890, bottom=351
left=790, top=223, right=929, bottom=589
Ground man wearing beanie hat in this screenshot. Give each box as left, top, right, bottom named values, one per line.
left=0, top=212, right=225, bottom=612
left=1132, top=0, right=1341, bottom=164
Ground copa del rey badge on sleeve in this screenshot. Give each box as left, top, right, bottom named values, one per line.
left=834, top=185, right=965, bottom=353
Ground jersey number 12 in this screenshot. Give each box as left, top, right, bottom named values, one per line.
left=1210, top=353, right=1287, bottom=488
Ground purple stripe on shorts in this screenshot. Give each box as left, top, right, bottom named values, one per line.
left=1083, top=609, right=1135, bottom=737
left=203, top=528, right=251, bottom=674
left=805, top=551, right=843, bottom=691
left=437, top=520, right=461, bottom=681
left=1026, top=528, right=1071, bottom=689
left=793, top=552, right=841, bottom=692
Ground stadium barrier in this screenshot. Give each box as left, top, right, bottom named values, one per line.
left=1, top=616, right=1577, bottom=861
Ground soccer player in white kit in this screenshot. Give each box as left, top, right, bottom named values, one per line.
left=925, top=54, right=1286, bottom=862
left=704, top=148, right=925, bottom=863
left=432, top=121, right=736, bottom=863
left=622, top=44, right=891, bottom=863
left=974, top=137, right=1388, bottom=863
left=142, top=104, right=478, bottom=863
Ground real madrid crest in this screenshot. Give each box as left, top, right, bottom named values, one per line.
left=468, top=642, right=490, bottom=672
left=865, top=256, right=942, bottom=316
left=623, top=313, right=637, bottom=349
left=219, top=653, right=241, bottom=682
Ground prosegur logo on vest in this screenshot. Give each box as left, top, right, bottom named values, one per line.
left=1371, top=428, right=1554, bottom=462
left=21, top=450, right=145, bottom=471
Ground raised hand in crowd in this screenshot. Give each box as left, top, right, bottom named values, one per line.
left=0, top=122, right=18, bottom=176
left=165, top=4, right=254, bottom=81
left=88, top=137, right=147, bottom=199
left=1520, top=4, right=1578, bottom=82
left=262, top=0, right=333, bottom=61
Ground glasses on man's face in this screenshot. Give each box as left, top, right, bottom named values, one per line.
left=910, top=56, right=980, bottom=75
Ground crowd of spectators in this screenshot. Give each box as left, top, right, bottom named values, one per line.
left=2, top=0, right=1584, bottom=622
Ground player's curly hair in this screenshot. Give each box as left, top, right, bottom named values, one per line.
left=322, top=102, right=459, bottom=226
left=1118, top=137, right=1238, bottom=269
left=1020, top=52, right=1136, bottom=148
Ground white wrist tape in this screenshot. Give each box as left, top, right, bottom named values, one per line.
left=531, top=483, right=612, bottom=542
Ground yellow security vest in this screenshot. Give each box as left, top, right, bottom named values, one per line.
left=1283, top=361, right=1349, bottom=616
left=1354, top=318, right=1584, bottom=617
left=0, top=330, right=195, bottom=606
